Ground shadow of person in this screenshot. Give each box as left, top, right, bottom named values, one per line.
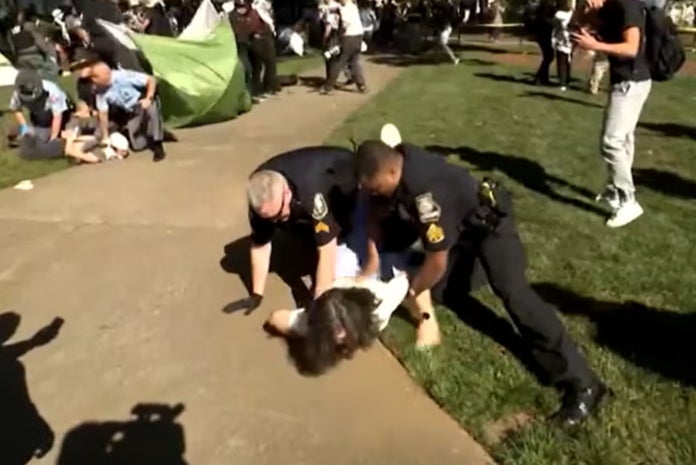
left=474, top=72, right=535, bottom=85
left=533, top=283, right=696, bottom=387
left=0, top=313, right=63, bottom=465
left=519, top=90, right=603, bottom=108
left=639, top=121, right=696, bottom=139
left=425, top=144, right=607, bottom=217
left=298, top=76, right=325, bottom=89
left=634, top=168, right=696, bottom=200
left=220, top=233, right=317, bottom=313
left=56, top=403, right=188, bottom=465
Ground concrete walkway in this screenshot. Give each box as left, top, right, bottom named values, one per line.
left=0, top=61, right=494, bottom=465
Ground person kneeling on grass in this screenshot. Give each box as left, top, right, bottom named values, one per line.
left=71, top=50, right=167, bottom=162
left=265, top=241, right=411, bottom=375
left=9, top=69, right=100, bottom=164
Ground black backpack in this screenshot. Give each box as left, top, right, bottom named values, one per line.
left=643, top=6, right=685, bottom=82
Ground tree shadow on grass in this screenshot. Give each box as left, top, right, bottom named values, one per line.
left=519, top=90, right=603, bottom=109
left=634, top=168, right=696, bottom=200
left=639, top=122, right=696, bottom=140
left=425, top=145, right=607, bottom=217
left=534, top=283, right=696, bottom=387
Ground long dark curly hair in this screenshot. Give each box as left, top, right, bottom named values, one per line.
left=297, top=286, right=381, bottom=376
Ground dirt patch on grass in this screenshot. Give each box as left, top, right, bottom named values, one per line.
left=482, top=412, right=535, bottom=446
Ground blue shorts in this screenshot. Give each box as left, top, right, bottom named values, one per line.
left=336, top=193, right=410, bottom=280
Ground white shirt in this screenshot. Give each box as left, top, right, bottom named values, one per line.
left=252, top=0, right=275, bottom=35
left=340, top=1, right=364, bottom=37
left=320, top=1, right=341, bottom=31
left=287, top=274, right=409, bottom=335
left=552, top=10, right=573, bottom=54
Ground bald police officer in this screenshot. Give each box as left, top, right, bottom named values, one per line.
left=233, top=146, right=359, bottom=314
left=354, top=124, right=607, bottom=426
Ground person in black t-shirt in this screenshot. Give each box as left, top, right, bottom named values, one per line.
left=572, top=0, right=651, bottom=228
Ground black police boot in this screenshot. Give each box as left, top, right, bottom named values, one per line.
left=151, top=141, right=166, bottom=162
left=552, top=381, right=608, bottom=426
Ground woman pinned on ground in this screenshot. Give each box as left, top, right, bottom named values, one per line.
left=264, top=195, right=416, bottom=375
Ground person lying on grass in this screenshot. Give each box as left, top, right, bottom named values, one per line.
left=265, top=243, right=416, bottom=375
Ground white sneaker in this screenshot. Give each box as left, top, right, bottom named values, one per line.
left=606, top=201, right=644, bottom=228
left=595, top=188, right=621, bottom=211
left=453, top=57, right=460, bottom=65
left=560, top=86, right=567, bottom=91
left=380, top=123, right=402, bottom=148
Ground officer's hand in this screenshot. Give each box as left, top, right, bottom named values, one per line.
left=223, top=293, right=263, bottom=315
left=19, top=124, right=33, bottom=137
left=139, top=97, right=152, bottom=110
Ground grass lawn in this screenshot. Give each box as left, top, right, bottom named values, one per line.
left=327, top=54, right=696, bottom=465
left=0, top=54, right=322, bottom=190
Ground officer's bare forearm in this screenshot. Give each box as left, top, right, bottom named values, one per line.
left=50, top=113, right=62, bottom=140
left=360, top=203, right=382, bottom=276
left=410, top=251, right=448, bottom=296
left=145, top=76, right=157, bottom=100
left=360, top=236, right=380, bottom=277
left=250, top=242, right=272, bottom=296
left=98, top=111, right=109, bottom=140
left=314, top=238, right=337, bottom=297
left=13, top=111, right=26, bottom=127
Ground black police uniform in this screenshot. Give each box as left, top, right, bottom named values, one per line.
left=373, top=143, right=597, bottom=390
left=249, top=146, right=358, bottom=251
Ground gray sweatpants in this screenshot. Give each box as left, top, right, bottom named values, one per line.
left=600, top=79, right=651, bottom=202
left=19, top=127, right=65, bottom=160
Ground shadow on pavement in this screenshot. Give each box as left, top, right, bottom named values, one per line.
left=0, top=312, right=63, bottom=465
left=220, top=233, right=316, bottom=313
left=56, top=403, right=188, bottom=465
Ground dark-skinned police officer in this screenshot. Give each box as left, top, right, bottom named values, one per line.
left=232, top=146, right=358, bottom=314
left=354, top=124, right=607, bottom=426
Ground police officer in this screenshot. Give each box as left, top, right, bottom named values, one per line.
left=354, top=124, right=607, bottom=426
left=233, top=146, right=359, bottom=314
left=72, top=50, right=166, bottom=162
left=9, top=69, right=71, bottom=160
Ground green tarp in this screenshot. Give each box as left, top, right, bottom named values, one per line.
left=130, top=22, right=251, bottom=129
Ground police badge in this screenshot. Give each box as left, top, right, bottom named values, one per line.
left=415, top=192, right=441, bottom=223
left=312, top=193, right=328, bottom=220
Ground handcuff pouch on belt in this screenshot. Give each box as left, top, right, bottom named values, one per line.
left=465, top=178, right=511, bottom=233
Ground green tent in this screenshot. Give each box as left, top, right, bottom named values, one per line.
left=129, top=21, right=251, bottom=128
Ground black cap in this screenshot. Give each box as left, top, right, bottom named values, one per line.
left=14, top=69, right=44, bottom=102
left=69, top=48, right=101, bottom=71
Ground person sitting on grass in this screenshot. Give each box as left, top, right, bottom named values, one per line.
left=9, top=69, right=100, bottom=164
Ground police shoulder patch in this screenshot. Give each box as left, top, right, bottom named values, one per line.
left=415, top=192, right=441, bottom=223
left=312, top=193, right=328, bottom=220
left=426, top=223, right=445, bottom=244
left=315, top=221, right=330, bottom=234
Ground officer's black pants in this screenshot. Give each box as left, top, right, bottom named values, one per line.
left=460, top=215, right=597, bottom=389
